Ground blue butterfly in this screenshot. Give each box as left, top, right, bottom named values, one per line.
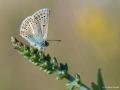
left=20, top=8, right=49, bottom=50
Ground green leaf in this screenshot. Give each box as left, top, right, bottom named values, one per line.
left=91, top=82, right=99, bottom=90
left=97, top=68, right=106, bottom=90
left=66, top=74, right=80, bottom=90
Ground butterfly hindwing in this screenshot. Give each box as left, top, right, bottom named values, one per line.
left=20, top=16, right=40, bottom=48
left=20, top=16, right=34, bottom=42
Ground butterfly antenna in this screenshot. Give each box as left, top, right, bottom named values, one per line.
left=47, top=40, right=61, bottom=42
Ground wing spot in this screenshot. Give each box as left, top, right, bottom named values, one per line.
left=35, top=17, right=38, bottom=19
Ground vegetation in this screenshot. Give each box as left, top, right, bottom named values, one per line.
left=11, top=36, right=106, bottom=90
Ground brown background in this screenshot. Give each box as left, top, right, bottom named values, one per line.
left=0, top=0, right=120, bottom=90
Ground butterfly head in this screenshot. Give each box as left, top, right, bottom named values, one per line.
left=44, top=41, right=49, bottom=47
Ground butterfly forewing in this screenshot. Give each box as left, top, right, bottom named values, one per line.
left=32, top=8, right=49, bottom=40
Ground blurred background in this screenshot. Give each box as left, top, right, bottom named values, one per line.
left=0, top=0, right=120, bottom=90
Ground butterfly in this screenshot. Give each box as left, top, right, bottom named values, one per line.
left=20, top=8, right=50, bottom=51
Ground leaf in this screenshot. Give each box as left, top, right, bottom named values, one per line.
left=56, top=63, right=68, bottom=80
left=97, top=68, right=106, bottom=90
left=91, top=82, right=99, bottom=90
left=66, top=74, right=80, bottom=90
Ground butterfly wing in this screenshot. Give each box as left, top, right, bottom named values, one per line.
left=20, top=16, right=43, bottom=49
left=32, top=8, right=49, bottom=40
left=20, top=16, right=34, bottom=43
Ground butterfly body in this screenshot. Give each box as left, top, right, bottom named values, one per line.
left=20, top=8, right=49, bottom=50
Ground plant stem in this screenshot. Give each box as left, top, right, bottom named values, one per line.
left=12, top=36, right=105, bottom=90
